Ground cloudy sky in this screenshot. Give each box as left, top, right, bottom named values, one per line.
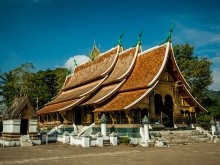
left=0, top=0, right=220, bottom=91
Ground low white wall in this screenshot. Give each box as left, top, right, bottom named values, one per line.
left=2, top=119, right=21, bottom=133
left=29, top=119, right=38, bottom=133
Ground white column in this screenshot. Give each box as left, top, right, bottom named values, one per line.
left=142, top=115, right=150, bottom=142
left=144, top=124, right=150, bottom=141
left=96, top=132, right=103, bottom=147
left=82, top=135, right=90, bottom=148
left=100, top=114, right=108, bottom=137
left=210, top=118, right=216, bottom=136
left=110, top=132, right=118, bottom=146
left=101, top=123, right=107, bottom=137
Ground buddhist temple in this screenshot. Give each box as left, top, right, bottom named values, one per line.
left=1, top=96, right=40, bottom=146
left=37, top=38, right=207, bottom=133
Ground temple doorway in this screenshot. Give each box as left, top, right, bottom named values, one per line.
left=162, top=95, right=174, bottom=127
left=75, top=110, right=82, bottom=125
left=154, top=94, right=163, bottom=116
left=20, top=119, right=28, bottom=135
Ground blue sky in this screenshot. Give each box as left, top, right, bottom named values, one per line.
left=0, top=0, right=220, bottom=91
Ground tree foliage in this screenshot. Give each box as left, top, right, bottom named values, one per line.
left=173, top=44, right=220, bottom=121
left=0, top=64, right=67, bottom=113
left=30, top=68, right=67, bottom=109
left=0, top=63, right=35, bottom=107
left=173, top=44, right=213, bottom=101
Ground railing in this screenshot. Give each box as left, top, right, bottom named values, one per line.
left=174, top=115, right=197, bottom=125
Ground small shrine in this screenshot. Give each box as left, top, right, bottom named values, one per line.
left=0, top=96, right=40, bottom=146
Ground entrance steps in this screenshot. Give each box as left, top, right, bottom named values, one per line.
left=20, top=135, right=33, bottom=147
left=103, top=137, right=111, bottom=146
left=152, top=130, right=211, bottom=145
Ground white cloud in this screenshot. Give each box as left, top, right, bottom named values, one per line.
left=173, top=22, right=220, bottom=48
left=172, top=21, right=220, bottom=91
left=63, top=55, right=90, bottom=71
left=211, top=56, right=220, bottom=64
left=209, top=68, right=220, bottom=91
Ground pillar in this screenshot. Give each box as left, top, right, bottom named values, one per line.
left=216, top=120, right=220, bottom=132
left=210, top=117, right=216, bottom=136
left=63, top=131, right=70, bottom=144
left=101, top=114, right=107, bottom=137
left=110, top=132, right=118, bottom=146
left=96, top=132, right=103, bottom=147
left=109, top=113, right=116, bottom=124
left=82, top=134, right=90, bottom=148
left=149, top=92, right=155, bottom=118
left=142, top=115, right=150, bottom=141
left=125, top=111, right=133, bottom=124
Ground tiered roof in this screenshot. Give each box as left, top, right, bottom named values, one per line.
left=6, top=96, right=36, bottom=119
left=37, top=41, right=206, bottom=115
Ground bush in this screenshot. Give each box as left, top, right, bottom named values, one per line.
left=119, top=136, right=131, bottom=145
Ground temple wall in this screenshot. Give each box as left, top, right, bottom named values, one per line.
left=2, top=119, right=21, bottom=134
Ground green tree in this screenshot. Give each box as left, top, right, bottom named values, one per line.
left=0, top=70, right=20, bottom=106
left=0, top=64, right=67, bottom=111
left=30, top=68, right=67, bottom=109
left=203, top=91, right=220, bottom=119
left=0, top=63, right=35, bottom=107
left=173, top=44, right=213, bottom=102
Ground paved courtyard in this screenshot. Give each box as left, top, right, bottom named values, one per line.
left=0, top=143, right=220, bottom=165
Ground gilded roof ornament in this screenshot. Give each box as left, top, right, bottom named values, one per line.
left=89, top=40, right=101, bottom=61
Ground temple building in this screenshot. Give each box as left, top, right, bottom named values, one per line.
left=37, top=38, right=206, bottom=133
left=1, top=96, right=39, bottom=146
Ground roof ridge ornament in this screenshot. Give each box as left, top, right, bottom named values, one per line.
left=160, top=24, right=174, bottom=45
left=89, top=40, right=101, bottom=61
left=137, top=30, right=143, bottom=45
left=166, top=24, right=174, bottom=43
left=74, top=59, right=78, bottom=67
left=118, top=33, right=124, bottom=46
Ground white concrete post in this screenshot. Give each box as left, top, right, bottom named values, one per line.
left=101, top=124, right=107, bottom=137
left=110, top=132, right=118, bottom=146
left=82, top=135, right=90, bottom=148
left=63, top=131, right=70, bottom=144
left=100, top=114, right=107, bottom=137
left=216, top=121, right=220, bottom=132
left=46, top=134, right=48, bottom=145
left=144, top=124, right=150, bottom=141
left=96, top=132, right=103, bottom=147
left=142, top=115, right=150, bottom=141
left=210, top=118, right=216, bottom=136
left=70, top=131, right=77, bottom=145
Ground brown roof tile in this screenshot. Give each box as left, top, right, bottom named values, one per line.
left=81, top=47, right=138, bottom=106
left=6, top=96, right=36, bottom=119
left=63, top=75, right=72, bottom=88
left=37, top=99, right=81, bottom=114
left=102, top=47, right=137, bottom=85
left=63, top=46, right=119, bottom=90
left=120, top=45, right=167, bottom=91
left=93, top=89, right=148, bottom=112
left=47, top=78, right=105, bottom=105
left=82, top=81, right=125, bottom=105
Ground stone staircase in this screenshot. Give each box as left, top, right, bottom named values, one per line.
left=103, top=138, right=111, bottom=146
left=20, top=135, right=33, bottom=147
left=152, top=130, right=211, bottom=145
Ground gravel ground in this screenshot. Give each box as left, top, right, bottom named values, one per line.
left=0, top=143, right=220, bottom=165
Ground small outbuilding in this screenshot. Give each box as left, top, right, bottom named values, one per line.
left=1, top=96, right=40, bottom=146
